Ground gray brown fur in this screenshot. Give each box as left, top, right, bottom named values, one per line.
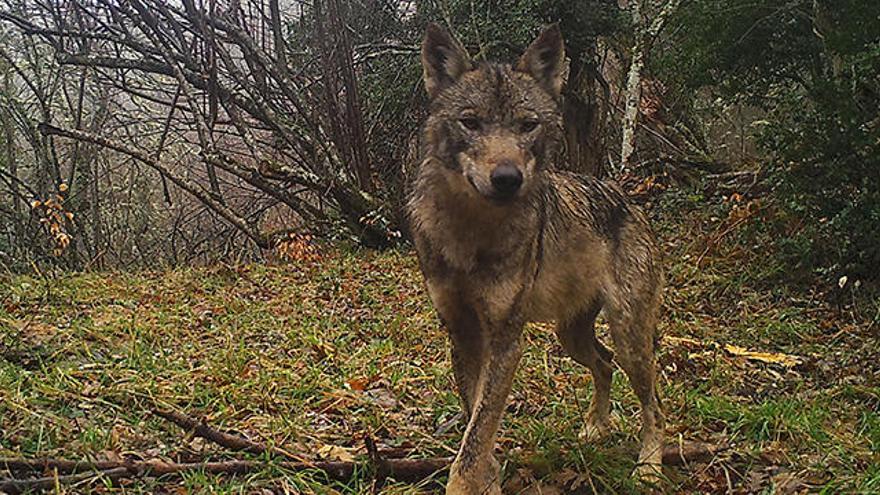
left=407, top=23, right=665, bottom=494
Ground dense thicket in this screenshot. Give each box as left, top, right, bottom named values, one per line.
left=0, top=0, right=877, bottom=281
left=655, top=0, right=880, bottom=280
left=0, top=0, right=621, bottom=270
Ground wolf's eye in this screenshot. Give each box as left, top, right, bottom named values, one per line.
left=519, top=120, right=539, bottom=133
left=459, top=117, right=482, bottom=132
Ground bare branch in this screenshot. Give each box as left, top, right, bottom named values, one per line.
left=38, top=122, right=270, bottom=248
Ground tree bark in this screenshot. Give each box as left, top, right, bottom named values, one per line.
left=620, top=0, right=644, bottom=171
left=563, top=54, right=609, bottom=178
left=619, top=0, right=682, bottom=172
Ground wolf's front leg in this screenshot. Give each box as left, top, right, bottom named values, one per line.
left=448, top=308, right=485, bottom=419
left=446, top=329, right=523, bottom=495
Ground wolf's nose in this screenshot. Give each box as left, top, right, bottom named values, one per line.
left=490, top=163, right=523, bottom=197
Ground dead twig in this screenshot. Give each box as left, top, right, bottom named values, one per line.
left=152, top=408, right=298, bottom=460
left=154, top=408, right=414, bottom=461
left=695, top=214, right=755, bottom=267
left=1, top=407, right=725, bottom=492
left=2, top=458, right=133, bottom=473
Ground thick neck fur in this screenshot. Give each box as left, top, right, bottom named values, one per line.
left=408, top=158, right=544, bottom=273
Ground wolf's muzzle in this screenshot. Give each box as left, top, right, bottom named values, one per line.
left=490, top=163, right=523, bottom=199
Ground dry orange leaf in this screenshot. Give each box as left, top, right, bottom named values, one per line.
left=723, top=344, right=802, bottom=367
left=663, top=335, right=703, bottom=348
left=346, top=377, right=369, bottom=391
left=316, top=444, right=355, bottom=462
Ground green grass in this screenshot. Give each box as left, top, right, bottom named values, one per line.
left=1, top=192, right=879, bottom=493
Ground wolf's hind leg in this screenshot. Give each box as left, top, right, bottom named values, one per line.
left=555, top=300, right=615, bottom=441
left=607, top=306, right=665, bottom=483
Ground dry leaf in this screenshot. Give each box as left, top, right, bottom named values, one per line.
left=317, top=444, right=355, bottom=462
left=723, top=344, right=802, bottom=367
left=346, top=377, right=369, bottom=391
left=663, top=335, right=704, bottom=348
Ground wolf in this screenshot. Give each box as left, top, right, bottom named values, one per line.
left=406, top=23, right=665, bottom=494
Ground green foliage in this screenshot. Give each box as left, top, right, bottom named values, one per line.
left=655, top=0, right=880, bottom=280
left=412, top=0, right=622, bottom=60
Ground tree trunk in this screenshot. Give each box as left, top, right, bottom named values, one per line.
left=563, top=54, right=609, bottom=178
left=327, top=0, right=372, bottom=193
left=620, top=0, right=644, bottom=171
left=620, top=0, right=682, bottom=172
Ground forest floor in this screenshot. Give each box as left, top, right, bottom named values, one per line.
left=2, top=184, right=879, bottom=494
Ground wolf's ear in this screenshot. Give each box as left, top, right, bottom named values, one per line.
left=516, top=24, right=566, bottom=98
left=421, top=23, right=472, bottom=99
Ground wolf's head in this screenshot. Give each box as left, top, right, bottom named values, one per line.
left=420, top=23, right=565, bottom=203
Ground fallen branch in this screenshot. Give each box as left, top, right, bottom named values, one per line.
left=152, top=409, right=297, bottom=460
left=152, top=408, right=409, bottom=460
left=695, top=212, right=756, bottom=267
left=2, top=458, right=132, bottom=473
left=2, top=405, right=726, bottom=492
left=0, top=467, right=131, bottom=494
left=0, top=457, right=453, bottom=493
left=1, top=441, right=725, bottom=492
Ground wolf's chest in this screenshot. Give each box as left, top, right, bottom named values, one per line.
left=433, top=228, right=513, bottom=274
left=417, top=204, right=522, bottom=273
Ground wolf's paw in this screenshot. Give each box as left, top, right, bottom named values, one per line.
left=446, top=459, right=502, bottom=495
left=633, top=460, right=664, bottom=489
left=445, top=475, right=502, bottom=495
left=579, top=413, right=612, bottom=442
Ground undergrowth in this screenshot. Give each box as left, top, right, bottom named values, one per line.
left=1, top=183, right=878, bottom=493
